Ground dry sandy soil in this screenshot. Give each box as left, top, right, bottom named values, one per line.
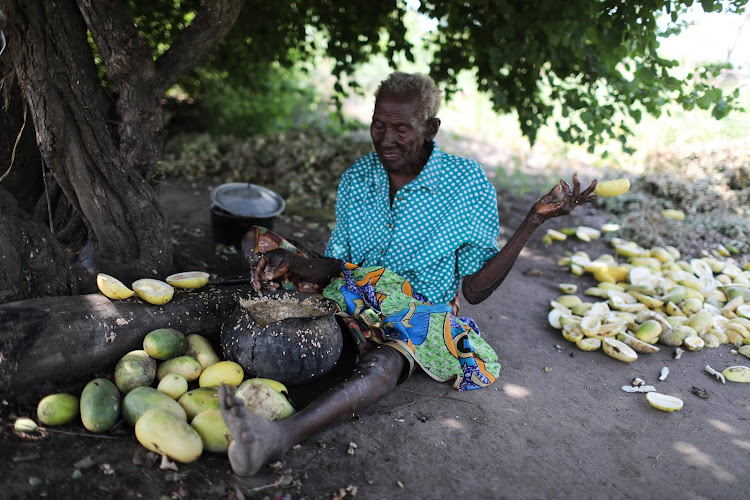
left=2, top=177, right=749, bottom=500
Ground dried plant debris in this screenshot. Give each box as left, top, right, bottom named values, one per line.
left=597, top=145, right=750, bottom=257
left=161, top=131, right=372, bottom=224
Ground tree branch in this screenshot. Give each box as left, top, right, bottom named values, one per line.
left=155, top=0, right=243, bottom=93
left=76, top=0, right=155, bottom=91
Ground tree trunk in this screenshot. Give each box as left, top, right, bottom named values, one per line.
left=2, top=0, right=171, bottom=292
left=0, top=0, right=243, bottom=298
left=0, top=285, right=254, bottom=394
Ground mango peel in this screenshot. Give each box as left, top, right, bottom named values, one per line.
left=96, top=273, right=134, bottom=300
left=166, top=271, right=210, bottom=289
left=132, top=279, right=174, bottom=305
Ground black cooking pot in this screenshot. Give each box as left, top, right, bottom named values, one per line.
left=210, top=183, right=285, bottom=247
left=221, top=291, right=343, bottom=386
left=210, top=204, right=274, bottom=247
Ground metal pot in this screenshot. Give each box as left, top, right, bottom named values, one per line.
left=210, top=183, right=285, bottom=247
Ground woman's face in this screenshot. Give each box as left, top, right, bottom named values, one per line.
left=370, top=91, right=438, bottom=175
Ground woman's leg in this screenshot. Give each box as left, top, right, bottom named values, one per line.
left=219, top=345, right=407, bottom=476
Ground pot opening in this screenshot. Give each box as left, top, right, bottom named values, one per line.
left=239, top=296, right=329, bottom=328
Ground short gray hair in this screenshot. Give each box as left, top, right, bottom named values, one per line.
left=375, top=72, right=441, bottom=122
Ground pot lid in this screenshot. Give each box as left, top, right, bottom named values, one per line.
left=211, top=183, right=285, bottom=218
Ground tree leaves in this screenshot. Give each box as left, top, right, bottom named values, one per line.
left=127, top=0, right=746, bottom=153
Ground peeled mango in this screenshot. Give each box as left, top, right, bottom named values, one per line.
left=80, top=378, right=121, bottom=433
left=683, top=335, right=705, bottom=352
left=122, top=386, right=187, bottom=426
left=185, top=334, right=221, bottom=370
left=143, top=328, right=187, bottom=360
left=178, top=387, right=221, bottom=421
left=617, top=332, right=660, bottom=354
left=646, top=392, right=684, bottom=412
left=135, top=408, right=203, bottom=463
left=635, top=320, right=662, bottom=343
left=602, top=337, right=638, bottom=363
left=156, top=355, right=202, bottom=382
left=37, top=393, right=80, bottom=426
left=549, top=238, right=750, bottom=366
left=191, top=409, right=232, bottom=453
left=576, top=337, right=601, bottom=352
left=114, top=350, right=157, bottom=394
left=235, top=379, right=296, bottom=420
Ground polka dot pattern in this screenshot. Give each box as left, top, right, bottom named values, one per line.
left=325, top=143, right=500, bottom=304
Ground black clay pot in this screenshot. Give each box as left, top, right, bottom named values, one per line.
left=221, top=291, right=343, bottom=385
left=210, top=204, right=275, bottom=247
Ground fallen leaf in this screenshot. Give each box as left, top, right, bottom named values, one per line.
left=346, top=442, right=358, bottom=455
left=74, top=456, right=96, bottom=470
left=160, top=455, right=179, bottom=471
left=99, top=463, right=115, bottom=475
left=132, top=449, right=159, bottom=467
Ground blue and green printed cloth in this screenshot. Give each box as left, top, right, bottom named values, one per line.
left=324, top=263, right=500, bottom=391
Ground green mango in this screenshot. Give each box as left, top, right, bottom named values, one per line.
left=156, top=355, right=202, bottom=382
left=37, top=393, right=80, bottom=426
left=135, top=408, right=203, bottom=463
left=114, top=350, right=156, bottom=394
left=185, top=334, right=221, bottom=370
left=178, top=387, right=220, bottom=421
left=122, top=386, right=187, bottom=426
left=143, top=328, right=187, bottom=360
left=191, top=409, right=232, bottom=453
left=234, top=379, right=295, bottom=421
left=80, top=378, right=121, bottom=432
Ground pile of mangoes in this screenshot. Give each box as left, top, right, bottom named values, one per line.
left=548, top=235, right=750, bottom=380
left=34, top=328, right=294, bottom=463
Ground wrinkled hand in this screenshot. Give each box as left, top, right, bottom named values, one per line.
left=531, top=173, right=598, bottom=222
left=249, top=249, right=291, bottom=292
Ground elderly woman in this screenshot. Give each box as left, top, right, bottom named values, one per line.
left=219, top=72, right=597, bottom=476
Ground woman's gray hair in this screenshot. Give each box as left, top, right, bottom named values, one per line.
left=375, top=72, right=442, bottom=122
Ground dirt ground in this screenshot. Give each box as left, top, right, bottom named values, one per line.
left=2, top=177, right=749, bottom=500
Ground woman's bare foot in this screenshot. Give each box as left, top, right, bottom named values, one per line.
left=218, top=384, right=290, bottom=476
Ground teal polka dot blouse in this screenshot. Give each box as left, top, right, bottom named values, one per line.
left=325, top=143, right=500, bottom=304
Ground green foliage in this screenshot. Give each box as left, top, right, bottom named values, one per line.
left=125, top=0, right=411, bottom=96
left=419, top=0, right=747, bottom=153
left=160, top=130, right=373, bottom=222
left=190, top=65, right=322, bottom=137
left=124, top=1, right=747, bottom=152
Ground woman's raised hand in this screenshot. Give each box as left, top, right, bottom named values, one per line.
left=531, top=173, right=598, bottom=222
